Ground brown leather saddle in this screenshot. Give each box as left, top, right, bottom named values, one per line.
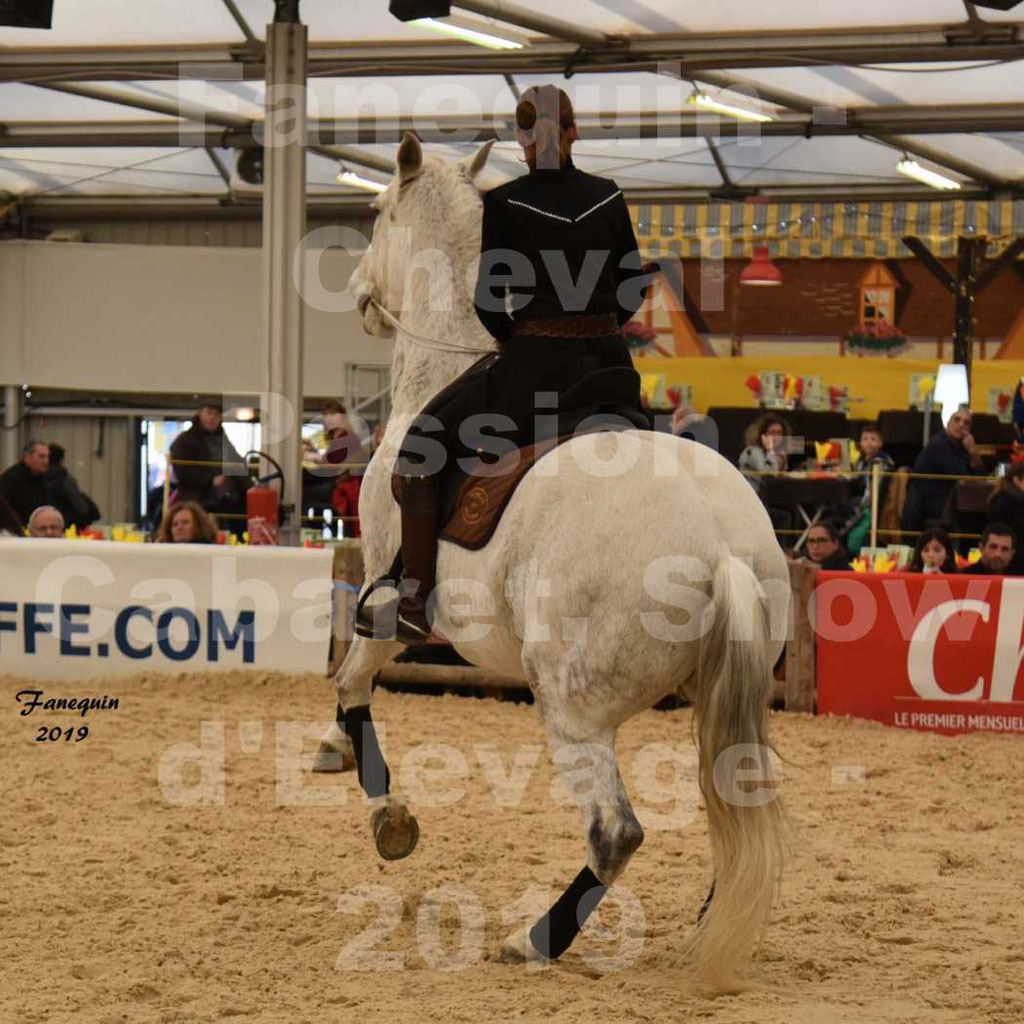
left=392, top=434, right=559, bottom=550
left=355, top=365, right=647, bottom=638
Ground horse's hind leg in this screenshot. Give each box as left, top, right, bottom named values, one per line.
left=501, top=719, right=644, bottom=964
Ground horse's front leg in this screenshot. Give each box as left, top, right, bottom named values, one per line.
left=313, top=630, right=397, bottom=773
left=320, top=634, right=420, bottom=860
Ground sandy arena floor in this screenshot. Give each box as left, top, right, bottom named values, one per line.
left=2, top=670, right=1023, bottom=1024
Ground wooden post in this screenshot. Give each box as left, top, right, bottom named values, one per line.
left=869, top=461, right=881, bottom=552
left=328, top=541, right=365, bottom=675
left=784, top=560, right=817, bottom=713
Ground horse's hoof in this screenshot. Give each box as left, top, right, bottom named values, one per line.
left=371, top=799, right=420, bottom=861
left=499, top=924, right=549, bottom=965
left=311, top=738, right=355, bottom=774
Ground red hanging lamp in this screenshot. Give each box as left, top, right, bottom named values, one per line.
left=740, top=245, right=783, bottom=286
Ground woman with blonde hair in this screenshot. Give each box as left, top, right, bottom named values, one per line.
left=156, top=500, right=218, bottom=544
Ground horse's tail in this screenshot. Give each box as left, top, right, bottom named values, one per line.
left=686, top=553, right=788, bottom=987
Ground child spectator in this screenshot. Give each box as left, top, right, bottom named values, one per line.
left=844, top=422, right=895, bottom=554
left=909, top=526, right=958, bottom=574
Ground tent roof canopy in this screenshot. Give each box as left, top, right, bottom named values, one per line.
left=1, top=0, right=1022, bottom=209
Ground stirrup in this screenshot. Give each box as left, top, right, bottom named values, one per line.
left=354, top=595, right=399, bottom=640
left=353, top=554, right=403, bottom=640
left=395, top=608, right=433, bottom=646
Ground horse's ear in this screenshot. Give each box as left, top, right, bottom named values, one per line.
left=462, top=139, right=495, bottom=181
left=396, top=132, right=423, bottom=182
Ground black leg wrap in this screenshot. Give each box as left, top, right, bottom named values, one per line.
left=335, top=702, right=346, bottom=726
left=529, top=866, right=608, bottom=960
left=343, top=705, right=390, bottom=799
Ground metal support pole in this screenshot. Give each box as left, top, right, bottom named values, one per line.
left=953, top=235, right=984, bottom=387
left=2, top=385, right=21, bottom=470
left=262, top=12, right=307, bottom=545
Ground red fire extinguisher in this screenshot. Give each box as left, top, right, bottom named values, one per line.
left=245, top=451, right=284, bottom=545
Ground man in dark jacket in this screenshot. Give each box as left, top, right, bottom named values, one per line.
left=900, top=406, right=984, bottom=533
left=169, top=402, right=248, bottom=523
left=0, top=440, right=51, bottom=530
left=45, top=443, right=99, bottom=529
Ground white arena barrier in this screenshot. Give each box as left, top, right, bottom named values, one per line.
left=0, top=539, right=335, bottom=680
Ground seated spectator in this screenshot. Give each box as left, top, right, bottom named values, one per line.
left=0, top=439, right=51, bottom=530
left=987, top=461, right=1024, bottom=557
left=739, top=413, right=793, bottom=533
left=155, top=500, right=218, bottom=544
left=909, top=526, right=958, bottom=574
left=844, top=422, right=896, bottom=554
left=900, top=405, right=984, bottom=534
left=45, top=443, right=100, bottom=530
left=739, top=413, right=789, bottom=481
left=169, top=401, right=248, bottom=529
left=963, top=523, right=1018, bottom=576
left=802, top=522, right=852, bottom=571
left=0, top=493, right=24, bottom=536
left=28, top=505, right=65, bottom=538
left=321, top=401, right=366, bottom=539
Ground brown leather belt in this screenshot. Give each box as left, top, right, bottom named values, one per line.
left=513, top=313, right=619, bottom=338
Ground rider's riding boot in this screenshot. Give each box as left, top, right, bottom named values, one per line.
left=396, top=474, right=439, bottom=645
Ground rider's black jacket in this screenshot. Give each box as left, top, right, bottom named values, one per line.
left=473, top=158, right=649, bottom=343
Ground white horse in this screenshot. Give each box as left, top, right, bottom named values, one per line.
left=317, top=133, right=791, bottom=984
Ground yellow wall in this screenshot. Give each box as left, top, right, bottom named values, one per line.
left=633, top=355, right=1024, bottom=420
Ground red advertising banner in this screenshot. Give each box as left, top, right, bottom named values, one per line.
left=815, top=571, right=1024, bottom=735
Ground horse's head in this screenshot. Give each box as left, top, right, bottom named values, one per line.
left=349, top=133, right=497, bottom=338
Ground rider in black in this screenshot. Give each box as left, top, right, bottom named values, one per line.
left=392, top=85, right=652, bottom=643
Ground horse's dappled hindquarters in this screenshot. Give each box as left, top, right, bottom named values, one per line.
left=322, top=134, right=790, bottom=985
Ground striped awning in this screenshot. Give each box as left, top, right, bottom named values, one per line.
left=631, top=200, right=1024, bottom=260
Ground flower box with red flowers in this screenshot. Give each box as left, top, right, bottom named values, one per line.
left=843, top=322, right=910, bottom=356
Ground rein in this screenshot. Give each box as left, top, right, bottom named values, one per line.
left=370, top=299, right=494, bottom=355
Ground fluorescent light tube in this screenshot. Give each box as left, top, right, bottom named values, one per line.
left=337, top=170, right=388, bottom=193
left=895, top=159, right=961, bottom=191
left=413, top=16, right=524, bottom=50
left=688, top=91, right=774, bottom=123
